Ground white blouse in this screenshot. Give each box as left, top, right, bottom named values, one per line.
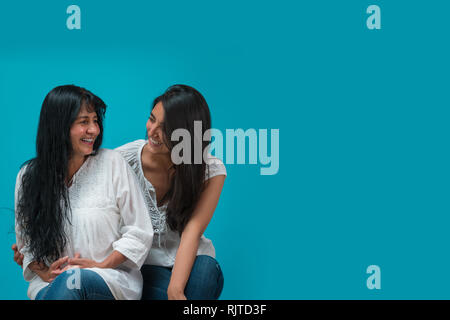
left=115, top=140, right=226, bottom=267
left=15, top=149, right=154, bottom=300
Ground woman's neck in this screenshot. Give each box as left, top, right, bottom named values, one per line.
left=142, top=143, right=173, bottom=172
left=67, top=154, right=87, bottom=185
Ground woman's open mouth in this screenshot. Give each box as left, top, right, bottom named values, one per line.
left=150, top=137, right=162, bottom=147
left=81, top=138, right=95, bottom=146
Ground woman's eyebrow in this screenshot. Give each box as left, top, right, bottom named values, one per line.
left=77, top=115, right=98, bottom=120
left=150, top=113, right=164, bottom=124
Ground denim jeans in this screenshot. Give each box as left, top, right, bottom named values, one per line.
left=141, top=255, right=224, bottom=300
left=35, top=269, right=115, bottom=300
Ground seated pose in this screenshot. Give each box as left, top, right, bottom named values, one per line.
left=13, top=84, right=226, bottom=300
left=14, top=85, right=153, bottom=300
left=115, top=84, right=226, bottom=300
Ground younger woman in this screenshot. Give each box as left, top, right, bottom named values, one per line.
left=116, top=84, right=226, bottom=300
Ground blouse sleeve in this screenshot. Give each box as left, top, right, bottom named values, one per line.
left=14, top=166, right=39, bottom=282
left=205, top=155, right=227, bottom=181
left=110, top=150, right=154, bottom=269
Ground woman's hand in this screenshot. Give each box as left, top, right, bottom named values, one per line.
left=67, top=251, right=126, bottom=269
left=12, top=244, right=69, bottom=282
left=167, top=284, right=187, bottom=300
left=30, top=256, right=70, bottom=283
left=11, top=244, right=24, bottom=267
left=68, top=254, right=101, bottom=269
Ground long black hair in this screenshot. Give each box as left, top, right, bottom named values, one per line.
left=16, top=85, right=106, bottom=264
left=154, top=84, right=212, bottom=235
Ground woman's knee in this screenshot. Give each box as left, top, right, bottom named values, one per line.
left=141, top=265, right=172, bottom=300
left=39, top=269, right=82, bottom=300
left=48, top=269, right=78, bottom=287
left=186, top=255, right=224, bottom=300
left=39, top=269, right=111, bottom=300
left=192, top=255, right=223, bottom=278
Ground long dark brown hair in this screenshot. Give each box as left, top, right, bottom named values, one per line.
left=16, top=85, right=106, bottom=264
left=153, top=84, right=211, bottom=235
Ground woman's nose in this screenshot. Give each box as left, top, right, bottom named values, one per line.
left=148, top=124, right=160, bottom=137
left=87, top=121, right=99, bottom=135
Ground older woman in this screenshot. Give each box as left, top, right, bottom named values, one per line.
left=14, top=85, right=153, bottom=300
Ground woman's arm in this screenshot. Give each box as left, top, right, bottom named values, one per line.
left=28, top=257, right=70, bottom=282
left=167, top=174, right=226, bottom=300
left=15, top=249, right=127, bottom=278
left=68, top=250, right=127, bottom=269
left=109, top=151, right=154, bottom=269
left=13, top=243, right=127, bottom=277
left=12, top=244, right=24, bottom=267
left=14, top=167, right=40, bottom=282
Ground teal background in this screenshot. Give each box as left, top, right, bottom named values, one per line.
left=1, top=0, right=449, bottom=299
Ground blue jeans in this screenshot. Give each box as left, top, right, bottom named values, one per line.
left=35, top=269, right=115, bottom=300
left=141, top=255, right=224, bottom=300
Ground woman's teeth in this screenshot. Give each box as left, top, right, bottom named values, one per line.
left=150, top=137, right=162, bottom=146
left=82, top=138, right=94, bottom=143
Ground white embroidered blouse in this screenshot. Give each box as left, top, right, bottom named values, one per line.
left=15, top=149, right=154, bottom=300
left=115, top=139, right=226, bottom=267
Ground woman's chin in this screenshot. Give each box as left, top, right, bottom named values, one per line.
left=148, top=144, right=169, bottom=156
left=148, top=145, right=162, bottom=154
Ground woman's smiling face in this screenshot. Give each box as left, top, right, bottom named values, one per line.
left=70, top=104, right=100, bottom=160
left=146, top=101, right=170, bottom=155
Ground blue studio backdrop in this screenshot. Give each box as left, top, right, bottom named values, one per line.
left=1, top=0, right=450, bottom=299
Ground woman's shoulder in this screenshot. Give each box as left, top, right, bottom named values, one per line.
left=15, top=161, right=34, bottom=194
left=96, top=148, right=121, bottom=158
left=15, top=162, right=30, bottom=185
left=205, top=154, right=227, bottom=180
left=114, top=140, right=146, bottom=161
left=114, top=140, right=147, bottom=174
left=90, top=149, right=136, bottom=180
left=96, top=148, right=136, bottom=166
left=115, top=139, right=146, bottom=153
